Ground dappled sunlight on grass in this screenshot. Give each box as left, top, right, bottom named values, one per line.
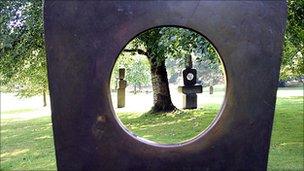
left=1, top=129, right=10, bottom=133
left=1, top=149, right=30, bottom=158
left=34, top=135, right=52, bottom=140
left=0, top=116, right=56, bottom=170
left=268, top=96, right=304, bottom=170
left=117, top=104, right=221, bottom=144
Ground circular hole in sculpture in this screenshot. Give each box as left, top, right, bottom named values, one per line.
left=110, top=26, right=226, bottom=145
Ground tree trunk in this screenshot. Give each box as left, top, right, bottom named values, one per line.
left=149, top=57, right=176, bottom=113
left=123, top=48, right=176, bottom=113
left=43, top=90, right=47, bottom=107
left=134, top=85, right=137, bottom=94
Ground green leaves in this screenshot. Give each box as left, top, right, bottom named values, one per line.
left=117, top=27, right=224, bottom=88
left=127, top=27, right=219, bottom=68
left=0, top=0, right=47, bottom=97
left=280, top=0, right=304, bottom=81
left=111, top=53, right=151, bottom=92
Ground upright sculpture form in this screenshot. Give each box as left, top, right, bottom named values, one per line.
left=44, top=1, right=286, bottom=170
left=178, top=56, right=202, bottom=109
left=117, top=68, right=126, bottom=108
left=209, top=86, right=213, bottom=94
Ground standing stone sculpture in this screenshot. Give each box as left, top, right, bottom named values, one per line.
left=117, top=68, right=127, bottom=108
left=209, top=85, right=213, bottom=95
left=44, top=1, right=286, bottom=170
left=178, top=56, right=202, bottom=109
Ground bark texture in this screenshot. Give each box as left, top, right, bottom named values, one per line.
left=123, top=48, right=176, bottom=113
left=149, top=56, right=176, bottom=113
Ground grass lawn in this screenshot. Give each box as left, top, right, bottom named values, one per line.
left=1, top=117, right=56, bottom=170
left=1, top=96, right=303, bottom=170
left=268, top=97, right=304, bottom=170
left=117, top=104, right=219, bottom=144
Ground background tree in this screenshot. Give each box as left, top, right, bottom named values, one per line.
left=280, top=0, right=304, bottom=82
left=125, top=56, right=151, bottom=94
left=194, top=59, right=224, bottom=87
left=0, top=0, right=48, bottom=106
left=164, top=54, right=224, bottom=87
left=123, top=27, right=218, bottom=112
left=111, top=54, right=151, bottom=94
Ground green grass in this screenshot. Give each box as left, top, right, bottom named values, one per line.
left=117, top=104, right=219, bottom=144
left=268, top=96, right=303, bottom=170
left=0, top=96, right=303, bottom=170
left=0, top=117, right=56, bottom=170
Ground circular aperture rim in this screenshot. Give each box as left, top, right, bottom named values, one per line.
left=108, top=25, right=228, bottom=148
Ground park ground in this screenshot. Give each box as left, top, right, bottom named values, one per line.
left=0, top=86, right=303, bottom=170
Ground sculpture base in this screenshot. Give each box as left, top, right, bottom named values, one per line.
left=178, top=85, right=202, bottom=109
left=182, top=93, right=197, bottom=109
left=117, top=88, right=125, bottom=108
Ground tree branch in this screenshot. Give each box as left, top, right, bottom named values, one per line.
left=123, top=49, right=147, bottom=56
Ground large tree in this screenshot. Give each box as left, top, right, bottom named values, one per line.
left=123, top=29, right=176, bottom=112
left=280, top=0, right=304, bottom=81
left=123, top=27, right=217, bottom=113
left=0, top=0, right=48, bottom=106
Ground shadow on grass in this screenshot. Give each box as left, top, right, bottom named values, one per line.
left=0, top=116, right=56, bottom=170
left=117, top=104, right=221, bottom=144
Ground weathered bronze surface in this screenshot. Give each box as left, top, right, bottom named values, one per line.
left=44, top=1, right=286, bottom=170
left=179, top=60, right=202, bottom=109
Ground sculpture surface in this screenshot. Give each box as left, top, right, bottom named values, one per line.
left=44, top=1, right=286, bottom=170
left=117, top=68, right=127, bottom=108
left=178, top=56, right=202, bottom=109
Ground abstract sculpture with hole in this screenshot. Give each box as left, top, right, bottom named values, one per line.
left=178, top=55, right=202, bottom=109
left=44, top=1, right=287, bottom=170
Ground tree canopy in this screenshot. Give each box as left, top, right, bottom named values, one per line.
left=122, top=27, right=222, bottom=87
left=280, top=0, right=304, bottom=81
left=0, top=0, right=47, bottom=97
left=0, top=0, right=302, bottom=100
left=124, top=27, right=219, bottom=67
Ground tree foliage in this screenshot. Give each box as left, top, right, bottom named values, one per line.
left=111, top=54, right=151, bottom=93
left=126, top=27, right=218, bottom=67
left=0, top=0, right=302, bottom=102
left=123, top=27, right=222, bottom=86
left=280, top=0, right=304, bottom=81
left=165, top=56, right=224, bottom=86
left=120, top=27, right=223, bottom=112
left=0, top=0, right=47, bottom=97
